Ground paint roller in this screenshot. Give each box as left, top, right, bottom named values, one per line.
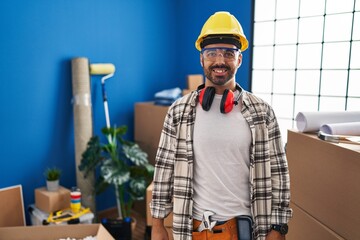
left=89, top=63, right=125, bottom=219
left=89, top=63, right=116, bottom=129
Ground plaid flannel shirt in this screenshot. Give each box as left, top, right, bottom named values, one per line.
left=150, top=89, right=293, bottom=240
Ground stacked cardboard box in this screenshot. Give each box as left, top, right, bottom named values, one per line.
left=135, top=74, right=202, bottom=239
left=182, top=74, right=204, bottom=96
left=134, top=102, right=169, bottom=166
left=286, top=130, right=360, bottom=240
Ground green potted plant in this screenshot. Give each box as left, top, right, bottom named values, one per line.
left=44, top=167, right=61, bottom=192
left=78, top=126, right=154, bottom=222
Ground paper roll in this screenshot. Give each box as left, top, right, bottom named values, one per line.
left=319, top=122, right=360, bottom=136
left=71, top=57, right=96, bottom=214
left=295, top=111, right=360, bottom=132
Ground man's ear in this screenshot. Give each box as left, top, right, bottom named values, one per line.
left=200, top=54, right=204, bottom=67
left=237, top=53, right=243, bottom=68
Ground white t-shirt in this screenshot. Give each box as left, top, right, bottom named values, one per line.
left=193, top=91, right=252, bottom=221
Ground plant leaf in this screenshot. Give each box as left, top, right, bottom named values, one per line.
left=101, top=158, right=130, bottom=185
left=123, top=144, right=148, bottom=166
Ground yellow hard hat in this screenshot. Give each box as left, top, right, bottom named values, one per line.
left=195, top=11, right=248, bottom=52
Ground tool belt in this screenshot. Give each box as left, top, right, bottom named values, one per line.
left=193, top=218, right=238, bottom=240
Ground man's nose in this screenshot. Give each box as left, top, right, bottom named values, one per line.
left=215, top=53, right=226, bottom=62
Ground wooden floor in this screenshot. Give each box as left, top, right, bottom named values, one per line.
left=97, top=207, right=148, bottom=240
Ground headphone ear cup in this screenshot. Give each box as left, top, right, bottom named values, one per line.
left=199, top=87, right=215, bottom=111
left=220, top=89, right=234, bottom=114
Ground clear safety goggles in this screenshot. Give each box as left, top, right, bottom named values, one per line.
left=201, top=47, right=240, bottom=61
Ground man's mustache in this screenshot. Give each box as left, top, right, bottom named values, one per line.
left=209, top=64, right=231, bottom=70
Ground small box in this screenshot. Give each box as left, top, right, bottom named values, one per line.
left=28, top=204, right=94, bottom=226
left=35, top=186, right=71, bottom=213
left=187, top=74, right=204, bottom=90
left=146, top=182, right=173, bottom=227
left=0, top=224, right=114, bottom=240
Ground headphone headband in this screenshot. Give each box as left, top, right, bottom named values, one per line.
left=197, top=83, right=243, bottom=94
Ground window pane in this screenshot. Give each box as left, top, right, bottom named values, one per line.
left=324, top=13, right=353, bottom=41
left=297, top=43, right=322, bottom=69
left=350, top=41, right=360, bottom=68
left=296, top=70, right=320, bottom=95
left=298, top=16, right=324, bottom=43
left=300, top=0, right=325, bottom=17
left=356, top=0, right=360, bottom=11
left=347, top=97, right=360, bottom=110
left=274, top=45, right=297, bottom=69
left=275, top=19, right=298, bottom=44
left=255, top=0, right=276, bottom=21
left=252, top=46, right=274, bottom=69
left=278, top=118, right=294, bottom=143
left=319, top=97, right=346, bottom=110
left=353, top=12, right=360, bottom=40
left=273, top=70, right=295, bottom=94
left=321, top=70, right=348, bottom=96
left=322, top=42, right=350, bottom=69
left=348, top=70, right=360, bottom=96
left=276, top=0, right=300, bottom=19
left=272, top=95, right=294, bottom=118
left=254, top=22, right=275, bottom=46
left=326, top=0, right=354, bottom=14
left=294, top=95, right=319, bottom=114
left=256, top=93, right=272, bottom=105
left=252, top=70, right=273, bottom=93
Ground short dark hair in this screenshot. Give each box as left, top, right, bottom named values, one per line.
left=200, top=34, right=241, bottom=49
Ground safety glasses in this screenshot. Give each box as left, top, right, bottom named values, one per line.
left=201, top=47, right=240, bottom=61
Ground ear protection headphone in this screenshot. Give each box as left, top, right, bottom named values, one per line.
left=197, top=83, right=243, bottom=114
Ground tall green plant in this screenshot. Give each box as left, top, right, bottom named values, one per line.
left=79, top=126, right=154, bottom=219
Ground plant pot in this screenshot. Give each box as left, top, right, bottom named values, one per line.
left=46, top=179, right=59, bottom=192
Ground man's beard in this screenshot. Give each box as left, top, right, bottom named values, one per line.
left=203, top=63, right=235, bottom=86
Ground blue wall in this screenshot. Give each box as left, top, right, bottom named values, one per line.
left=0, top=0, right=252, bottom=224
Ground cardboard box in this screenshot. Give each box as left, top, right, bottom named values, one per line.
left=0, top=224, right=114, bottom=240
left=35, top=186, right=71, bottom=213
left=134, top=102, right=168, bottom=150
left=137, top=141, right=159, bottom=166
left=286, top=130, right=360, bottom=240
left=146, top=182, right=173, bottom=227
left=288, top=203, right=344, bottom=240
left=187, top=74, right=204, bottom=90
left=182, top=89, right=192, bottom=96
left=0, top=185, right=25, bottom=227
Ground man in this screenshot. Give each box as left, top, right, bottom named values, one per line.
left=150, top=11, right=292, bottom=240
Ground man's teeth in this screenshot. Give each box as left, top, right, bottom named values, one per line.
left=213, top=69, right=226, bottom=73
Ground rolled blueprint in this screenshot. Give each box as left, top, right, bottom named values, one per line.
left=295, top=111, right=360, bottom=132
left=71, top=57, right=96, bottom=213
left=319, top=122, right=360, bottom=136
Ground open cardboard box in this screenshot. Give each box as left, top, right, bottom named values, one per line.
left=0, top=185, right=114, bottom=239
left=0, top=224, right=114, bottom=240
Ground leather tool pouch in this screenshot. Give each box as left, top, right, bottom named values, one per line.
left=236, top=215, right=253, bottom=240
